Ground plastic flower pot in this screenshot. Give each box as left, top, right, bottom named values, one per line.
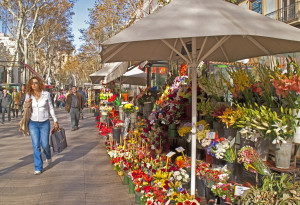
left=129, top=178, right=135, bottom=194
left=123, top=93, right=128, bottom=101
left=112, top=128, right=122, bottom=143
left=196, top=177, right=206, bottom=197
left=223, top=127, right=238, bottom=139
left=213, top=121, right=224, bottom=138
left=123, top=173, right=129, bottom=185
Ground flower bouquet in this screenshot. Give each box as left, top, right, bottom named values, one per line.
left=210, top=139, right=236, bottom=163
left=204, top=167, right=230, bottom=188
left=211, top=182, right=238, bottom=203
left=171, top=168, right=190, bottom=184
left=238, top=146, right=270, bottom=176
left=123, top=103, right=138, bottom=113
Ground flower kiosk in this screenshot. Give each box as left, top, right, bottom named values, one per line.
left=98, top=58, right=300, bottom=205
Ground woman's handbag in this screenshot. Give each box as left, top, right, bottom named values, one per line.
left=19, top=100, right=32, bottom=136
left=51, top=127, right=67, bottom=153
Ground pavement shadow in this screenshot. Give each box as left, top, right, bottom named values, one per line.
left=44, top=141, right=99, bottom=172
left=0, top=154, right=33, bottom=176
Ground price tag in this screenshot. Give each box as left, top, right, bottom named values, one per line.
left=234, top=186, right=250, bottom=196
left=206, top=132, right=216, bottom=139
left=166, top=151, right=176, bottom=158
left=198, top=124, right=204, bottom=131
left=150, top=120, right=155, bottom=124
left=230, top=137, right=235, bottom=147
left=175, top=147, right=185, bottom=152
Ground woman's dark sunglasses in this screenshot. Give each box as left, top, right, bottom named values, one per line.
left=33, top=82, right=38, bottom=84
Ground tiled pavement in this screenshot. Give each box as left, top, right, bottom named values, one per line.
left=0, top=109, right=134, bottom=205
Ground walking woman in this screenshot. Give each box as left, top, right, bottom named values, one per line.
left=25, top=77, right=59, bottom=175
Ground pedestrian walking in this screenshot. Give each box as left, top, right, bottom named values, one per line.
left=17, top=85, right=26, bottom=114
left=11, top=88, right=19, bottom=118
left=77, top=87, right=86, bottom=120
left=24, top=77, right=59, bottom=175
left=1, top=88, right=12, bottom=123
left=58, top=91, right=65, bottom=109
left=65, top=86, right=84, bottom=131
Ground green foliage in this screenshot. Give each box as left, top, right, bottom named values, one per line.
left=242, top=174, right=300, bottom=204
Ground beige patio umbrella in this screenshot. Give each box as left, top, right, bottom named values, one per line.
left=89, top=62, right=128, bottom=84
left=101, top=0, right=300, bottom=196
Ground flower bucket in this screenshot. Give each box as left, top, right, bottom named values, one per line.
left=255, top=137, right=270, bottom=161
left=135, top=191, right=142, bottom=203
left=123, top=173, right=129, bottom=185
left=119, top=106, right=124, bottom=121
left=196, top=177, right=206, bottom=197
left=129, top=178, right=135, bottom=194
left=224, top=128, right=237, bottom=139
left=112, top=128, right=122, bottom=143
left=240, top=136, right=255, bottom=148
left=275, top=141, right=292, bottom=169
left=130, top=112, right=137, bottom=123
left=123, top=93, right=128, bottom=101
left=212, top=156, right=226, bottom=167
left=143, top=102, right=153, bottom=118
left=213, top=121, right=224, bottom=138
left=169, top=123, right=177, bottom=130
left=293, top=109, right=300, bottom=143
left=227, top=162, right=243, bottom=183
left=101, top=112, right=107, bottom=121
left=205, top=186, right=217, bottom=204
left=241, top=168, right=264, bottom=187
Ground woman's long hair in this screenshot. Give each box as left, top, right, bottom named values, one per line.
left=25, top=77, right=45, bottom=96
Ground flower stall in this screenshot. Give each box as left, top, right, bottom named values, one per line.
left=97, top=57, right=300, bottom=204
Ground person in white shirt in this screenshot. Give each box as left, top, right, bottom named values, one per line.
left=24, top=77, right=59, bottom=175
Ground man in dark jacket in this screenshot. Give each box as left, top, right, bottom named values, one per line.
left=1, top=88, right=12, bottom=123
left=65, top=86, right=84, bottom=131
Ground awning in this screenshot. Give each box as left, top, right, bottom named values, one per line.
left=89, top=62, right=128, bottom=84
left=116, top=67, right=147, bottom=86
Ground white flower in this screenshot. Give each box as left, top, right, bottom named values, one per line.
left=173, top=171, right=180, bottom=176
left=176, top=175, right=182, bottom=181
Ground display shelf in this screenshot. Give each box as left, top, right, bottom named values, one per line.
left=265, top=160, right=300, bottom=182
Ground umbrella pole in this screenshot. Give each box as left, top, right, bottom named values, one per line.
left=190, top=37, right=197, bottom=197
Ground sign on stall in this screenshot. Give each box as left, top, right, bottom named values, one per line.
left=234, top=186, right=250, bottom=196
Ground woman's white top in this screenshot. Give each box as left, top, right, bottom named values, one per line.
left=25, top=91, right=58, bottom=122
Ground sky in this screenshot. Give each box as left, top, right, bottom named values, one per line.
left=71, top=0, right=96, bottom=51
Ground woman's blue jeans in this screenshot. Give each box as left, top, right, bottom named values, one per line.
left=29, top=119, right=51, bottom=171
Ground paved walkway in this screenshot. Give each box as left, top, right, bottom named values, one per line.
left=0, top=109, right=134, bottom=205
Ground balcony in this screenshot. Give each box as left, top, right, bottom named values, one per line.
left=266, top=2, right=300, bottom=26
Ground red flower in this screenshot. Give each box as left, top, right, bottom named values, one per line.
left=178, top=203, right=183, bottom=205
left=184, top=201, right=191, bottom=205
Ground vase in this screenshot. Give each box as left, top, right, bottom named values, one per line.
left=129, top=178, right=135, bottom=194
left=123, top=173, right=129, bottom=185
left=213, top=121, right=224, bottom=138
left=135, top=191, right=142, bottom=203
left=293, top=109, right=300, bottom=143
left=223, top=127, right=238, bottom=139
left=255, top=137, right=270, bottom=161
left=275, top=141, right=293, bottom=169
left=196, top=177, right=206, bottom=197
left=143, top=102, right=153, bottom=118
left=113, top=128, right=122, bottom=143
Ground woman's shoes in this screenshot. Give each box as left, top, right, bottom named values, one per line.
left=34, top=170, right=41, bottom=175
left=46, top=158, right=52, bottom=165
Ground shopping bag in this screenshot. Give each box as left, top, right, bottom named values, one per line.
left=51, top=128, right=67, bottom=153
